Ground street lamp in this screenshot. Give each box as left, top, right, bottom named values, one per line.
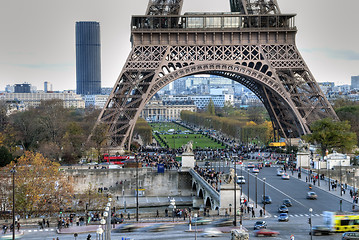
left=255, top=173, right=258, bottom=208
left=135, top=154, right=139, bottom=222
left=247, top=168, right=250, bottom=205
left=194, top=213, right=198, bottom=240
left=233, top=157, right=237, bottom=226
left=263, top=178, right=266, bottom=215
left=10, top=166, right=16, bottom=240
left=353, top=168, right=356, bottom=197
left=309, top=208, right=313, bottom=240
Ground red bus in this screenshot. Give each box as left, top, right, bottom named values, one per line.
left=103, top=154, right=134, bottom=165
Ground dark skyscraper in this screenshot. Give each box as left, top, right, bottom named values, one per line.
left=76, top=21, right=101, bottom=95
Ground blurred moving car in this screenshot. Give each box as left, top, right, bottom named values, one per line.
left=282, top=199, right=292, bottom=207
left=113, top=224, right=140, bottom=233
left=254, top=220, right=267, bottom=230
left=277, top=169, right=284, bottom=176
left=148, top=223, right=173, bottom=232
left=278, top=213, right=289, bottom=222
left=262, top=195, right=272, bottom=204
left=281, top=173, right=290, bottom=180
left=342, top=232, right=359, bottom=239
left=264, top=162, right=271, bottom=167
left=307, top=192, right=318, bottom=200
left=237, top=176, right=246, bottom=184
left=191, top=217, right=212, bottom=225
left=278, top=205, right=289, bottom=213
left=202, top=228, right=222, bottom=237
left=252, top=168, right=260, bottom=173
left=309, top=225, right=334, bottom=236
left=214, top=218, right=233, bottom=227
left=254, top=229, right=280, bottom=237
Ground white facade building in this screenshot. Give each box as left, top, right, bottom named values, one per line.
left=162, top=94, right=234, bottom=109
left=84, top=95, right=109, bottom=108
left=324, top=152, right=351, bottom=169
left=0, top=92, right=85, bottom=109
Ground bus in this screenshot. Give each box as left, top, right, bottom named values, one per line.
left=323, top=211, right=359, bottom=232
left=103, top=154, right=134, bottom=165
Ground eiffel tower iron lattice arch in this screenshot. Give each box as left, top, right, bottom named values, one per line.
left=94, top=0, right=338, bottom=150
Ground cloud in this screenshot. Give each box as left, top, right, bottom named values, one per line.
left=301, top=48, right=359, bottom=61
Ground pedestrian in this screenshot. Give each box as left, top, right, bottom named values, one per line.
left=2, top=224, right=7, bottom=234
left=165, top=208, right=168, bottom=217
left=259, top=209, right=263, bottom=217
left=156, top=210, right=159, bottom=218
left=127, top=212, right=130, bottom=220
left=46, top=219, right=50, bottom=228
left=87, top=234, right=91, bottom=240
left=251, top=208, right=255, bottom=218
left=17, top=222, right=20, bottom=232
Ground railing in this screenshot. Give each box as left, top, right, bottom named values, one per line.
left=190, top=168, right=220, bottom=201
left=131, top=14, right=296, bottom=31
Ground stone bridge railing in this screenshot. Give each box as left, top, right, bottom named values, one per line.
left=189, top=168, right=220, bottom=203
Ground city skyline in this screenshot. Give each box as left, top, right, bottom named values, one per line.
left=0, top=0, right=358, bottom=91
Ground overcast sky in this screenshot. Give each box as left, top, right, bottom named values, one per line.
left=0, top=0, right=358, bottom=91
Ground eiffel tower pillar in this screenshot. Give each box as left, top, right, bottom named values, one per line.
left=94, top=0, right=338, bottom=150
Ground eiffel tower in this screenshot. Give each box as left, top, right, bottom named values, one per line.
left=95, top=0, right=338, bottom=150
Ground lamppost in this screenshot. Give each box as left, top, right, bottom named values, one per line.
left=318, top=159, right=320, bottom=186
left=263, top=178, right=266, bottom=215
left=353, top=168, right=356, bottom=196
left=309, top=208, right=313, bottom=240
left=135, top=154, right=139, bottom=222
left=233, top=157, right=237, bottom=226
left=10, top=166, right=16, bottom=240
left=194, top=213, right=198, bottom=240
left=255, top=173, right=258, bottom=208
left=340, top=160, right=343, bottom=196
left=247, top=168, right=250, bottom=204
left=240, top=165, right=243, bottom=198
left=107, top=199, right=112, bottom=240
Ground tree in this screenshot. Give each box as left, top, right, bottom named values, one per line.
left=206, top=99, right=215, bottom=115
left=336, top=105, right=359, bottom=143
left=90, top=123, right=109, bottom=162
left=303, top=118, right=357, bottom=158
left=0, top=146, right=12, bottom=167
left=3, top=151, right=74, bottom=216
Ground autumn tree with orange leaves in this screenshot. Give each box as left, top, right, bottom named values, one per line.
left=2, top=151, right=74, bottom=216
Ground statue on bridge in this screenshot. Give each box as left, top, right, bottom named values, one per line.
left=183, top=141, right=193, bottom=153
left=225, top=168, right=236, bottom=184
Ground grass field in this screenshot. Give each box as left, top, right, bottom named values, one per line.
left=151, top=122, right=225, bottom=149
left=150, top=122, right=190, bottom=132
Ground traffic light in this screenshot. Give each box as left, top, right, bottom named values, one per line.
left=308, top=218, right=311, bottom=224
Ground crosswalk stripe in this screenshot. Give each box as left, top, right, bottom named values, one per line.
left=299, top=214, right=304, bottom=217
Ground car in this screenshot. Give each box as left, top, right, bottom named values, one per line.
left=111, top=217, right=124, bottom=224
left=307, top=192, right=318, bottom=200
left=202, top=227, right=223, bottom=237
left=253, top=229, right=280, bottom=237
left=262, top=195, right=272, bottom=204
left=253, top=220, right=267, bottom=230
left=113, top=224, right=140, bottom=233
left=281, top=173, right=290, bottom=180
left=252, top=168, right=260, bottom=173
left=237, top=176, right=246, bottom=184
left=148, top=223, right=173, bottom=232
left=214, top=218, right=233, bottom=227
left=282, top=199, right=292, bottom=207
left=342, top=232, right=359, bottom=239
left=247, top=163, right=255, bottom=168
left=309, top=225, right=334, bottom=236
left=191, top=217, right=212, bottom=225
left=264, top=162, right=271, bottom=167
left=278, top=205, right=288, bottom=213
left=277, top=169, right=284, bottom=176
left=278, top=213, right=289, bottom=222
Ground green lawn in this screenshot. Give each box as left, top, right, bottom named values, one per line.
left=150, top=122, right=189, bottom=132
left=150, top=122, right=225, bottom=149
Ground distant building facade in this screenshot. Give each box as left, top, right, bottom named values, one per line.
left=162, top=95, right=234, bottom=109
left=76, top=21, right=101, bottom=95
left=44, top=81, right=53, bottom=93
left=14, top=83, right=31, bottom=93
left=140, top=99, right=197, bottom=121
left=84, top=94, right=109, bottom=108
left=0, top=92, right=85, bottom=109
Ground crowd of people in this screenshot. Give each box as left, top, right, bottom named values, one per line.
left=194, top=165, right=221, bottom=192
